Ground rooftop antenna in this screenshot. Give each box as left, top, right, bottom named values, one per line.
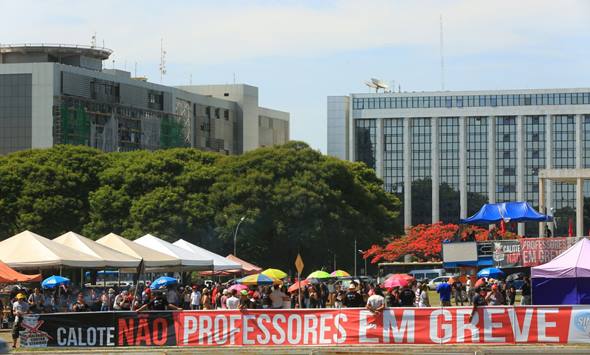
left=159, top=38, right=167, bottom=83
left=91, top=32, right=96, bottom=48
left=440, top=14, right=445, bottom=91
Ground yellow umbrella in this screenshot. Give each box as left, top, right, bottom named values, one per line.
left=237, top=273, right=281, bottom=286
left=262, top=268, right=288, bottom=279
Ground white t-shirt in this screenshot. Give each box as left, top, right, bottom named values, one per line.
left=366, top=294, right=385, bottom=310
left=190, top=291, right=201, bottom=306
left=226, top=296, right=240, bottom=309
left=269, top=289, right=285, bottom=308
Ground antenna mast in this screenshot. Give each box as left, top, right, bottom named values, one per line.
left=91, top=32, right=97, bottom=48
left=159, top=38, right=167, bottom=83
left=440, top=14, right=445, bottom=91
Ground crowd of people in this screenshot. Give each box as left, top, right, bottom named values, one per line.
left=1, top=275, right=532, bottom=349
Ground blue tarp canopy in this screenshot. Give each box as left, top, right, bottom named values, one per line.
left=460, top=201, right=552, bottom=224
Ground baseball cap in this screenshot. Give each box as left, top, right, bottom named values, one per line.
left=240, top=290, right=248, bottom=296
left=348, top=284, right=356, bottom=290
left=16, top=293, right=26, bottom=300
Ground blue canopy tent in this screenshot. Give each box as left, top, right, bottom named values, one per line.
left=460, top=201, right=552, bottom=224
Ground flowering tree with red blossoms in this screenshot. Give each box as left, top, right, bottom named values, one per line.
left=363, top=222, right=518, bottom=264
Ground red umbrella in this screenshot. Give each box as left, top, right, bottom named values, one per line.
left=288, top=279, right=310, bottom=293
left=228, top=284, right=248, bottom=293
left=389, top=274, right=415, bottom=282
left=383, top=276, right=410, bottom=288
left=474, top=278, right=486, bottom=288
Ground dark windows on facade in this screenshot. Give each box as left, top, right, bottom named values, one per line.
left=496, top=116, right=516, bottom=202
left=383, top=118, right=404, bottom=194
left=354, top=119, right=376, bottom=169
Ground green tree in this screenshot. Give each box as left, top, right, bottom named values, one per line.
left=209, top=141, right=401, bottom=273
left=0, top=145, right=106, bottom=239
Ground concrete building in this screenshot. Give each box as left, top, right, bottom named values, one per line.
left=328, top=89, right=590, bottom=236
left=0, top=44, right=289, bottom=156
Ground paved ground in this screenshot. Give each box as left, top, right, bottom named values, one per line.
left=3, top=331, right=590, bottom=355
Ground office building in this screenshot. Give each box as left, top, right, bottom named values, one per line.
left=328, top=89, right=590, bottom=235
left=0, top=44, right=289, bottom=156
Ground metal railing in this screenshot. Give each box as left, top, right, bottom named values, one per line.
left=0, top=43, right=112, bottom=53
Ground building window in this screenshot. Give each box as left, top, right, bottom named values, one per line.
left=383, top=118, right=404, bottom=195
left=496, top=116, right=517, bottom=202
left=224, top=110, right=229, bottom=120
left=354, top=119, right=377, bottom=169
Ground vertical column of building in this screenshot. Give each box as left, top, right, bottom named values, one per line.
left=487, top=117, right=497, bottom=204
left=575, top=114, right=584, bottom=236
left=544, top=114, right=553, bottom=237
left=376, top=118, right=384, bottom=179
left=459, top=116, right=468, bottom=220
left=431, top=117, right=440, bottom=223
left=516, top=115, right=526, bottom=236
left=403, top=117, right=412, bottom=229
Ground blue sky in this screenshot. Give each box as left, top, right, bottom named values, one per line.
left=3, top=0, right=590, bottom=152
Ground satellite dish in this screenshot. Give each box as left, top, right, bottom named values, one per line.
left=364, top=81, right=378, bottom=89
left=371, top=78, right=389, bottom=89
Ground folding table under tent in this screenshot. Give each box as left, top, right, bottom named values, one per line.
left=460, top=201, right=552, bottom=224
left=531, top=237, right=590, bottom=305
left=173, top=239, right=241, bottom=271
left=134, top=234, right=213, bottom=271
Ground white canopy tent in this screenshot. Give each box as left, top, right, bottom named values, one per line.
left=54, top=232, right=141, bottom=268
left=0, top=230, right=105, bottom=269
left=96, top=233, right=181, bottom=268
left=134, top=234, right=213, bottom=271
left=173, top=239, right=241, bottom=271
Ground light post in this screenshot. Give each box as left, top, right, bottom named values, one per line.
left=233, top=216, right=246, bottom=257
left=354, top=238, right=357, bottom=277
left=358, top=250, right=367, bottom=276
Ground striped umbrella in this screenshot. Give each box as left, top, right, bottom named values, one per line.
left=330, top=270, right=351, bottom=278
left=262, top=268, right=288, bottom=279
left=236, top=273, right=280, bottom=286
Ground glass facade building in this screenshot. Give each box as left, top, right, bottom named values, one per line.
left=328, top=88, right=590, bottom=236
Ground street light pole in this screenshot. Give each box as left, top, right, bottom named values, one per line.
left=233, top=216, right=246, bottom=257
left=354, top=238, right=357, bottom=277
left=358, top=249, right=367, bottom=276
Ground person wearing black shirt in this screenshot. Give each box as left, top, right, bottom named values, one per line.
left=72, top=293, right=90, bottom=312
left=469, top=287, right=488, bottom=322
left=399, top=287, right=415, bottom=307
left=520, top=276, right=531, bottom=305
left=343, top=284, right=364, bottom=308
left=136, top=291, right=181, bottom=311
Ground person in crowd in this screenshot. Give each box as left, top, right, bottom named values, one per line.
left=436, top=281, right=452, bottom=307
left=469, top=287, right=488, bottom=322
left=388, top=287, right=401, bottom=307
left=545, top=225, right=552, bottom=237
left=412, top=282, right=421, bottom=307
left=239, top=290, right=251, bottom=310
left=190, top=285, right=201, bottom=310
left=167, top=285, right=180, bottom=306
left=72, top=293, right=90, bottom=312
left=99, top=290, right=110, bottom=311
left=113, top=290, right=131, bottom=311
left=182, top=286, right=191, bottom=310
left=520, top=276, right=531, bottom=305
left=201, top=288, right=212, bottom=310
left=486, top=284, right=505, bottom=305
left=343, top=283, right=364, bottom=308
left=261, top=287, right=272, bottom=309
left=319, top=282, right=329, bottom=308
left=418, top=283, right=430, bottom=307
left=399, top=285, right=415, bottom=307
left=308, top=286, right=320, bottom=308
left=28, top=288, right=44, bottom=313
left=218, top=289, right=229, bottom=310
left=12, top=293, right=29, bottom=349
left=505, top=282, right=516, bottom=305
left=366, top=287, right=385, bottom=315
left=453, top=278, right=464, bottom=306
left=226, top=289, right=240, bottom=309
left=269, top=284, right=286, bottom=309
left=136, top=290, right=182, bottom=311
left=466, top=277, right=474, bottom=305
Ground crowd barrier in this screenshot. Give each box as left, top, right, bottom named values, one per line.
left=19, top=306, right=590, bottom=348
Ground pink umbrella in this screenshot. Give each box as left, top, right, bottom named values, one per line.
left=383, top=277, right=408, bottom=288
left=228, top=284, right=248, bottom=293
